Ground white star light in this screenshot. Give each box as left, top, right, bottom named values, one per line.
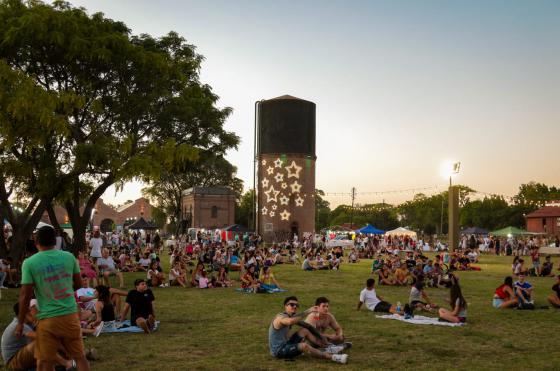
left=281, top=182, right=288, bottom=189
left=264, top=185, right=280, bottom=203
left=280, top=209, right=291, bottom=221
left=274, top=173, right=284, bottom=183
left=274, top=158, right=283, bottom=168
left=261, top=178, right=269, bottom=188
left=261, top=206, right=268, bottom=215
left=266, top=166, right=274, bottom=175
left=272, top=204, right=278, bottom=210
left=295, top=196, right=304, bottom=207
left=290, top=181, right=302, bottom=194
left=261, top=159, right=267, bottom=166
left=286, top=161, right=302, bottom=179
left=269, top=211, right=275, bottom=217
left=279, top=195, right=289, bottom=205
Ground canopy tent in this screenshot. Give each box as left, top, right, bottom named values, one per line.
left=385, top=227, right=417, bottom=238
left=490, top=226, right=532, bottom=237
left=223, top=224, right=254, bottom=233
left=355, top=224, right=385, bottom=235
left=127, top=217, right=158, bottom=230
left=36, top=221, right=53, bottom=230
left=461, top=227, right=489, bottom=235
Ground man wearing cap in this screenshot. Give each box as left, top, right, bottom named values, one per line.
left=16, top=226, right=89, bottom=370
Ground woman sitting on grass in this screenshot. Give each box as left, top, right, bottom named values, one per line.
left=395, top=264, right=410, bottom=286
left=438, top=275, right=467, bottom=323
left=492, top=276, right=518, bottom=309
left=241, top=265, right=260, bottom=292
left=169, top=261, right=187, bottom=287
left=260, top=266, right=282, bottom=291
left=191, top=262, right=205, bottom=287
left=216, top=266, right=232, bottom=287
left=147, top=261, right=166, bottom=287
left=409, top=276, right=437, bottom=312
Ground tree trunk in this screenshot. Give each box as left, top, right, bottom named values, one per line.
left=46, top=203, right=62, bottom=231
left=7, top=199, right=49, bottom=264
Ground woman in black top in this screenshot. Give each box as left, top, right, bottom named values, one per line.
left=94, top=285, right=116, bottom=323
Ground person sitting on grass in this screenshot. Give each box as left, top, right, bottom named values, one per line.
left=438, top=274, right=467, bottom=323
left=241, top=265, right=260, bottom=292
left=120, top=279, right=156, bottom=334
left=137, top=253, right=151, bottom=272
left=191, top=262, right=205, bottom=287
left=357, top=278, right=401, bottom=314
left=540, top=256, right=554, bottom=277
left=147, top=261, right=167, bottom=287
left=548, top=275, right=560, bottom=308
left=315, top=255, right=329, bottom=270
left=493, top=276, right=518, bottom=309
left=378, top=266, right=396, bottom=286
left=78, top=251, right=98, bottom=287
left=302, top=255, right=316, bottom=271
left=198, top=271, right=212, bottom=289
left=305, top=297, right=351, bottom=349
left=348, top=249, right=359, bottom=263
left=216, top=266, right=232, bottom=287
left=268, top=296, right=348, bottom=364
left=97, top=248, right=124, bottom=288
left=169, top=261, right=187, bottom=287
left=395, top=263, right=410, bottom=286
left=260, top=266, right=282, bottom=291
left=514, top=272, right=534, bottom=308
left=1, top=301, right=77, bottom=370
left=409, top=276, right=437, bottom=312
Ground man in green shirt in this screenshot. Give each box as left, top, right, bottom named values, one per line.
left=16, top=226, right=89, bottom=371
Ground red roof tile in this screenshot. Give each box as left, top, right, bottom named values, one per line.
left=525, top=206, right=560, bottom=218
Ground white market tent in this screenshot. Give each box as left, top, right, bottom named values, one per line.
left=385, top=227, right=417, bottom=239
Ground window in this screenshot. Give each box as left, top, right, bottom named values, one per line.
left=211, top=206, right=218, bottom=218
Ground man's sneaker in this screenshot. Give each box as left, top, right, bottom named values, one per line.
left=0, top=286, right=8, bottom=289
left=342, top=342, right=352, bottom=350
left=332, top=354, right=348, bottom=364
left=324, top=344, right=345, bottom=354
left=93, top=322, right=103, bottom=337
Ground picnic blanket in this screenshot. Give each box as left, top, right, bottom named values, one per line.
left=235, top=287, right=287, bottom=294
left=375, top=314, right=465, bottom=327
left=100, top=320, right=160, bottom=333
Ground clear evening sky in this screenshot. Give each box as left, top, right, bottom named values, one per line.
left=65, top=0, right=559, bottom=206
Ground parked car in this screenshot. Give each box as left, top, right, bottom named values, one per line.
left=326, top=235, right=354, bottom=249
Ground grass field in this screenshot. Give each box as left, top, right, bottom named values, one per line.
left=1, top=253, right=560, bottom=370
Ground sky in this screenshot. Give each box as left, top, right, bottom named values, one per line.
left=65, top=0, right=559, bottom=207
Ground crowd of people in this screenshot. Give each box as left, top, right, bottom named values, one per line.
left=1, top=224, right=559, bottom=369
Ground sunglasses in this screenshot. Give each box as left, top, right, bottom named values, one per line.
left=287, top=303, right=299, bottom=308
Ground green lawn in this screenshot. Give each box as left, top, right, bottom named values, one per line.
left=1, top=254, right=560, bottom=370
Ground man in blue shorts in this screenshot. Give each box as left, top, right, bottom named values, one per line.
left=268, top=296, right=348, bottom=364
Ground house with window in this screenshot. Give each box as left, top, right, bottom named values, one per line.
left=180, top=187, right=235, bottom=230
left=525, top=205, right=560, bottom=236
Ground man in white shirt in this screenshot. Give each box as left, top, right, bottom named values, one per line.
left=76, top=276, right=97, bottom=312
left=357, top=278, right=401, bottom=314
left=97, top=249, right=124, bottom=288
left=89, top=230, right=103, bottom=260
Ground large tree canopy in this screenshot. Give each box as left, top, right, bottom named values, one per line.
left=0, top=0, right=237, bottom=258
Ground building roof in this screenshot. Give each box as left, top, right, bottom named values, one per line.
left=525, top=206, right=560, bottom=218
left=182, top=186, right=234, bottom=196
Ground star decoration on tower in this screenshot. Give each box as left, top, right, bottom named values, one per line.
left=266, top=166, right=274, bottom=175
left=264, top=185, right=280, bottom=203
left=290, top=181, right=302, bottom=194
left=271, top=204, right=278, bottom=210
left=279, top=195, right=289, bottom=205
left=286, top=161, right=302, bottom=179
left=269, top=211, right=275, bottom=217
left=274, top=158, right=283, bottom=168
left=280, top=209, right=291, bottom=221
left=261, top=159, right=267, bottom=166
left=261, top=206, right=268, bottom=215
left=274, top=173, right=284, bottom=183
left=281, top=182, right=288, bottom=189
left=261, top=178, right=269, bottom=188
left=295, top=196, right=304, bottom=207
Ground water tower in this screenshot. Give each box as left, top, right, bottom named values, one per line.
left=256, top=95, right=316, bottom=242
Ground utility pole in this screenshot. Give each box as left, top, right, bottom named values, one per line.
left=350, top=187, right=356, bottom=229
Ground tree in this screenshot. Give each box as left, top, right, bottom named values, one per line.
left=142, top=153, right=242, bottom=232
left=315, top=189, right=331, bottom=231
left=1, top=1, right=237, bottom=254
left=235, top=189, right=255, bottom=228
left=514, top=182, right=560, bottom=208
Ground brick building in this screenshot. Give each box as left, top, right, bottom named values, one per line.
left=525, top=205, right=560, bottom=236
left=180, top=187, right=235, bottom=230
left=42, top=197, right=153, bottom=232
